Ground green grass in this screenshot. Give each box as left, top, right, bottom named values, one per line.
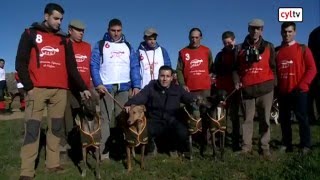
left=0, top=119, right=320, bottom=180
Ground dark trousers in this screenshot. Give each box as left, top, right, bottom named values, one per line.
left=228, top=91, right=241, bottom=150
left=147, top=119, right=189, bottom=153
left=308, top=77, right=320, bottom=122
left=279, top=91, right=311, bottom=148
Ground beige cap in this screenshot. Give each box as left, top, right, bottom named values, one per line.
left=248, top=19, right=264, bottom=27
left=144, top=28, right=158, bottom=36
left=69, top=19, right=86, bottom=30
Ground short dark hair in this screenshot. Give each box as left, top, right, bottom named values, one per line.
left=44, top=3, right=64, bottom=15
left=108, top=18, right=122, bottom=29
left=222, top=31, right=235, bottom=40
left=0, top=59, right=5, bottom=63
left=189, top=27, right=202, bottom=37
left=281, top=22, right=296, bottom=31
left=159, top=65, right=173, bottom=75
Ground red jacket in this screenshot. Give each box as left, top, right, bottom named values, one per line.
left=72, top=41, right=91, bottom=88
left=276, top=42, right=316, bottom=94
left=238, top=47, right=274, bottom=87
left=28, top=30, right=68, bottom=89
left=179, top=45, right=211, bottom=91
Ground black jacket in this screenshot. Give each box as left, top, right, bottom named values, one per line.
left=125, top=80, right=195, bottom=122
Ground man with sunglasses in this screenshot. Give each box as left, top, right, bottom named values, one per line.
left=233, top=19, right=276, bottom=159
left=90, top=18, right=140, bottom=161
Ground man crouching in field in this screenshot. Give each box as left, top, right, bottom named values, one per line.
left=124, top=65, right=196, bottom=157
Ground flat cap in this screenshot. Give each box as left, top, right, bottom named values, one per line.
left=69, top=20, right=86, bottom=30
left=248, top=19, right=264, bottom=27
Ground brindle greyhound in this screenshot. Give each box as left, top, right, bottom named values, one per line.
left=206, top=90, right=228, bottom=160
left=124, top=105, right=148, bottom=172
left=76, top=98, right=101, bottom=179
left=183, top=95, right=205, bottom=160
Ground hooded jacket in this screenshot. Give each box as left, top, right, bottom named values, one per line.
left=15, top=22, right=88, bottom=91
left=137, top=42, right=171, bottom=88
left=90, top=33, right=141, bottom=92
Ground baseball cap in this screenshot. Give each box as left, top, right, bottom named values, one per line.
left=144, top=28, right=158, bottom=36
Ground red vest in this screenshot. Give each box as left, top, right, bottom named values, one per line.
left=180, top=45, right=211, bottom=91
left=28, top=30, right=68, bottom=89
left=215, top=51, right=235, bottom=93
left=15, top=72, right=20, bottom=82
left=238, top=47, right=274, bottom=87
left=72, top=41, right=91, bottom=88
left=276, top=43, right=307, bottom=93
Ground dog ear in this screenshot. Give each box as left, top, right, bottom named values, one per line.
left=141, top=105, right=146, bottom=112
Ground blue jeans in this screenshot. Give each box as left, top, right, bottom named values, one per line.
left=279, top=91, right=311, bottom=148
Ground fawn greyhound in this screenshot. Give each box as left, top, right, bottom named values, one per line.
left=76, top=98, right=101, bottom=179
left=123, top=105, right=148, bottom=172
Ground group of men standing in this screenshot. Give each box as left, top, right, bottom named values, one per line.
left=10, top=2, right=319, bottom=180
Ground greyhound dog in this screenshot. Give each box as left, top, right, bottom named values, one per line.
left=76, top=98, right=101, bottom=179
left=183, top=95, right=205, bottom=160
left=206, top=90, right=228, bottom=160
left=123, top=105, right=148, bottom=172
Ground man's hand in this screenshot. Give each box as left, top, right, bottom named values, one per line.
left=235, top=82, right=242, bottom=90
left=124, top=106, right=131, bottom=113
left=96, top=84, right=108, bottom=94
left=82, top=90, right=91, bottom=99
left=183, top=85, right=190, bottom=92
left=131, top=88, right=140, bottom=96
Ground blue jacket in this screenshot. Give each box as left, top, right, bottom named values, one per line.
left=136, top=42, right=171, bottom=67
left=90, top=33, right=141, bottom=92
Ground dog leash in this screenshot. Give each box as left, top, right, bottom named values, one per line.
left=105, top=90, right=125, bottom=109
left=223, top=88, right=237, bottom=103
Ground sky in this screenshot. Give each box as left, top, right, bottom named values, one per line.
left=1, top=0, right=319, bottom=72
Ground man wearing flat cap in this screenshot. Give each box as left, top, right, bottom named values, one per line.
left=59, top=19, right=92, bottom=155
left=233, top=18, right=276, bottom=159
left=137, top=28, right=171, bottom=88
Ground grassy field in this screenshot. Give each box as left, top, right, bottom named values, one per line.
left=0, top=119, right=319, bottom=180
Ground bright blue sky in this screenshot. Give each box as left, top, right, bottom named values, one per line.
left=1, top=0, right=319, bottom=72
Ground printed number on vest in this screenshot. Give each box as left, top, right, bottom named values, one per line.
left=36, top=34, right=43, bottom=43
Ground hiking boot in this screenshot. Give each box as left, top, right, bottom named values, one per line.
left=236, top=149, right=253, bottom=156
left=169, top=151, right=179, bottom=158
left=300, top=147, right=311, bottom=155
left=46, top=166, right=66, bottom=174
left=19, top=176, right=34, bottom=180
left=262, top=150, right=272, bottom=160
left=279, top=145, right=293, bottom=153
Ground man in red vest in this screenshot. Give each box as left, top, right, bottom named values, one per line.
left=59, top=20, right=92, bottom=156
left=213, top=31, right=241, bottom=151
left=176, top=28, right=213, bottom=154
left=233, top=19, right=276, bottom=159
left=276, top=22, right=316, bottom=154
left=15, top=3, right=91, bottom=179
